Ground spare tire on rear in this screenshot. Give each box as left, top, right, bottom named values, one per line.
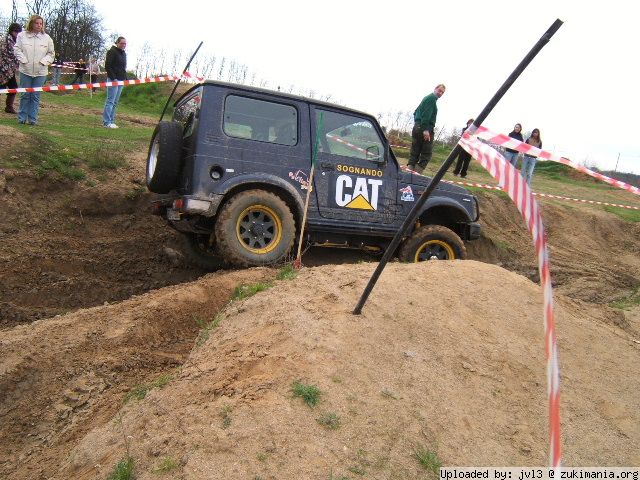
left=146, top=121, right=183, bottom=193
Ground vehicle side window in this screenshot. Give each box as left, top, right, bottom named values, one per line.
left=316, top=110, right=384, bottom=163
left=224, top=95, right=298, bottom=146
left=174, top=90, right=201, bottom=137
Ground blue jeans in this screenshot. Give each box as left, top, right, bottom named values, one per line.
left=52, top=67, right=62, bottom=85
left=18, top=73, right=47, bottom=124
left=103, top=79, right=124, bottom=125
left=521, top=155, right=537, bottom=186
left=503, top=150, right=519, bottom=166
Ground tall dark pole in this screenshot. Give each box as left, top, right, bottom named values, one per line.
left=159, top=41, right=204, bottom=122
left=353, top=19, right=563, bottom=315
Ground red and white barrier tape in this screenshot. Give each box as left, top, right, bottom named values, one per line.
left=0, top=72, right=205, bottom=95
left=459, top=133, right=562, bottom=467
left=472, top=126, right=640, bottom=197
left=326, top=133, right=377, bottom=157
left=442, top=178, right=639, bottom=211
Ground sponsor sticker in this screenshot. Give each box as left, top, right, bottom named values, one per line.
left=399, top=185, right=415, bottom=202
left=335, top=175, right=383, bottom=211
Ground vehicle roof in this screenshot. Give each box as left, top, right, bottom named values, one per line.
left=178, top=80, right=376, bottom=120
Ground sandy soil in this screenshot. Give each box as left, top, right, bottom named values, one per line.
left=1, top=262, right=638, bottom=480
left=1, top=109, right=639, bottom=478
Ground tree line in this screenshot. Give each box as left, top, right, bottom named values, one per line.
left=2, top=0, right=105, bottom=63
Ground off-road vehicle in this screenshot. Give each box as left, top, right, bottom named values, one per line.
left=146, top=80, right=481, bottom=268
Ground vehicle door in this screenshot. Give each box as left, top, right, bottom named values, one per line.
left=311, top=107, right=397, bottom=224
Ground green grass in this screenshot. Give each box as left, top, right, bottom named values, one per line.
left=233, top=281, right=273, bottom=300
left=276, top=263, right=298, bottom=280
left=153, top=456, right=179, bottom=474
left=109, top=457, right=135, bottom=480
left=604, top=206, right=640, bottom=222
left=610, top=288, right=640, bottom=310
left=125, top=374, right=173, bottom=403
left=195, top=312, right=225, bottom=346
left=292, top=381, right=321, bottom=407
left=414, top=447, right=442, bottom=474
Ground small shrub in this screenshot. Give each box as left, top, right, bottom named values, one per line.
left=292, top=381, right=321, bottom=407
left=414, top=447, right=442, bottom=474
left=196, top=313, right=224, bottom=346
left=221, top=405, right=233, bottom=429
left=109, top=457, right=135, bottom=480
left=317, top=412, right=340, bottom=430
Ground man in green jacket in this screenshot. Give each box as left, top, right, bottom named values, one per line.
left=407, top=84, right=446, bottom=174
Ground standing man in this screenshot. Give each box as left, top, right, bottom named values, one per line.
left=103, top=36, right=127, bottom=129
left=407, top=84, right=446, bottom=174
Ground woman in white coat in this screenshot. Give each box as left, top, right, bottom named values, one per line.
left=13, top=14, right=55, bottom=125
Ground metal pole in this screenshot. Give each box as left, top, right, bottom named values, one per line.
left=159, top=41, right=204, bottom=122
left=353, top=18, right=563, bottom=315
left=614, top=153, right=620, bottom=172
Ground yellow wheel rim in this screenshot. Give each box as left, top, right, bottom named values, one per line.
left=236, top=204, right=283, bottom=254
left=414, top=239, right=456, bottom=261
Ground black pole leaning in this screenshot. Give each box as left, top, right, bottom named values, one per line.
left=353, top=18, right=563, bottom=315
left=159, top=41, right=204, bottom=122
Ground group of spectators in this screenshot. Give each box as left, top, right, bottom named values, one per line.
left=407, top=84, right=544, bottom=186
left=0, top=15, right=128, bottom=128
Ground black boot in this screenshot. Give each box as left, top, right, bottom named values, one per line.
left=5, top=93, right=17, bottom=114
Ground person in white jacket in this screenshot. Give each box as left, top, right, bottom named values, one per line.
left=13, top=14, right=55, bottom=125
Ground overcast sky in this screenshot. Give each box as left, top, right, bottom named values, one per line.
left=87, top=0, right=639, bottom=174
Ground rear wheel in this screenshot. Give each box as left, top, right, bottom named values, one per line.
left=146, top=121, right=183, bottom=193
left=398, top=225, right=466, bottom=262
left=180, top=233, right=228, bottom=271
left=215, top=190, right=296, bottom=267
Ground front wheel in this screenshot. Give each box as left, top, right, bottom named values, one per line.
left=398, top=225, right=466, bottom=262
left=215, top=190, right=296, bottom=267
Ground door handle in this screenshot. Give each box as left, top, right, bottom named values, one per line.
left=320, top=162, right=334, bottom=170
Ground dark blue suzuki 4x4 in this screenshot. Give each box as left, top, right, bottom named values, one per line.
left=146, top=81, right=481, bottom=268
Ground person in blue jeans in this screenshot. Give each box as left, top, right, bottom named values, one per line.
left=521, top=128, right=542, bottom=186
left=103, top=36, right=127, bottom=128
left=503, top=123, right=523, bottom=166
left=13, top=15, right=55, bottom=125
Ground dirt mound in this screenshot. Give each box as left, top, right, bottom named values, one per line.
left=1, top=262, right=638, bottom=479
left=0, top=267, right=275, bottom=479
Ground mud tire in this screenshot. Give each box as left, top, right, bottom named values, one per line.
left=215, top=190, right=295, bottom=267
left=398, top=225, right=466, bottom=261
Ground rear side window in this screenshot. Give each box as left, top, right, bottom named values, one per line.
left=223, top=95, right=298, bottom=146
left=174, top=89, right=201, bottom=137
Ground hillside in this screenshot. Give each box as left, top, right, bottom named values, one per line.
left=0, top=88, right=639, bottom=478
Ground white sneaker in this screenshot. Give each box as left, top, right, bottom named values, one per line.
left=108, top=123, right=119, bottom=129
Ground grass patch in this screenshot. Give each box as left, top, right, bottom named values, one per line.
left=276, top=263, right=297, bottom=280
left=125, top=374, right=173, bottom=403
left=604, top=205, right=640, bottom=222
left=233, top=281, right=273, bottom=300
left=221, top=405, right=233, bottom=429
left=292, top=381, right=321, bottom=407
left=494, top=239, right=513, bottom=251
left=153, top=456, right=178, bottom=474
left=195, top=312, right=225, bottom=346
left=108, top=457, right=135, bottom=480
left=610, top=288, right=640, bottom=310
left=414, top=446, right=442, bottom=474
left=317, top=412, right=341, bottom=430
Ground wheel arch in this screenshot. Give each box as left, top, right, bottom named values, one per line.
left=417, top=198, right=472, bottom=238
left=218, top=175, right=305, bottom=229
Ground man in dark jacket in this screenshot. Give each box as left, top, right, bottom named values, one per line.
left=102, top=37, right=127, bottom=128
left=407, top=84, right=446, bottom=174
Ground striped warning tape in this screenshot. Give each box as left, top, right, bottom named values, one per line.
left=441, top=178, right=640, bottom=211
left=459, top=132, right=562, bottom=467
left=0, top=72, right=205, bottom=95
left=471, top=126, right=640, bottom=197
